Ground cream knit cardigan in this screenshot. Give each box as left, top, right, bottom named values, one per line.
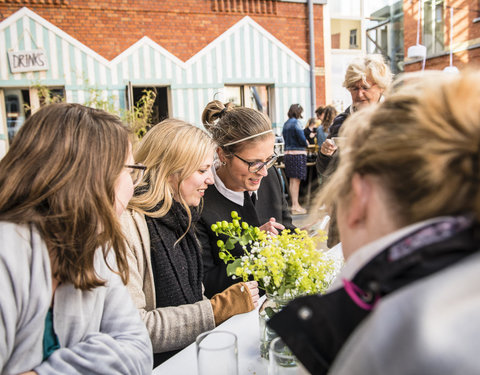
left=120, top=210, right=215, bottom=353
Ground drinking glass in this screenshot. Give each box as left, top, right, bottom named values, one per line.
left=196, top=330, right=238, bottom=375
left=268, top=337, right=309, bottom=375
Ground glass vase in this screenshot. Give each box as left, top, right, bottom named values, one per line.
left=258, top=293, right=292, bottom=359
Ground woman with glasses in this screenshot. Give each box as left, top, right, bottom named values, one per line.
left=198, top=100, right=295, bottom=298
left=0, top=103, right=152, bottom=374
left=283, top=103, right=309, bottom=215
left=120, top=119, right=259, bottom=367
left=317, top=54, right=392, bottom=248
left=317, top=55, right=392, bottom=176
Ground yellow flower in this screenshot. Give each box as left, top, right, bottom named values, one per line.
left=212, top=212, right=338, bottom=297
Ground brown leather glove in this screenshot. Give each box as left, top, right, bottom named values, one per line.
left=210, top=282, right=255, bottom=325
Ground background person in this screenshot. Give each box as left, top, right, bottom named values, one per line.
left=316, top=104, right=338, bottom=146
left=269, top=70, right=480, bottom=375
left=316, top=54, right=392, bottom=248
left=315, top=105, right=324, bottom=120
left=121, top=119, right=259, bottom=367
left=283, top=103, right=309, bottom=215
left=0, top=103, right=152, bottom=374
left=198, top=100, right=294, bottom=298
left=317, top=54, right=392, bottom=177
left=304, top=117, right=319, bottom=145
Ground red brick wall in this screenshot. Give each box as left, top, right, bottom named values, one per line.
left=313, top=2, right=325, bottom=106
left=403, top=0, right=480, bottom=72
left=0, top=1, right=326, bottom=104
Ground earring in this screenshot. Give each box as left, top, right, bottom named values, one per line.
left=221, top=161, right=226, bottom=166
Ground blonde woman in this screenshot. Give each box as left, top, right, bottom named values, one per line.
left=318, top=54, right=392, bottom=169
left=317, top=54, right=392, bottom=248
left=270, top=70, right=480, bottom=374
left=120, top=119, right=259, bottom=367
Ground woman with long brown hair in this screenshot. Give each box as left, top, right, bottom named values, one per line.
left=0, top=103, right=152, bottom=374
left=316, top=105, right=338, bottom=145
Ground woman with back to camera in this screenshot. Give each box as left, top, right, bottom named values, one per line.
left=282, top=103, right=309, bottom=215
left=120, top=119, right=259, bottom=367
left=0, top=103, right=152, bottom=374
left=269, top=70, right=480, bottom=375
left=198, top=100, right=295, bottom=298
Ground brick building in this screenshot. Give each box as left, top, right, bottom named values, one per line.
left=0, top=0, right=327, bottom=156
left=403, top=0, right=480, bottom=71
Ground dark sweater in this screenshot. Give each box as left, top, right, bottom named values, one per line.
left=316, top=107, right=351, bottom=177
left=269, top=216, right=480, bottom=375
left=145, top=201, right=203, bottom=366
left=196, top=167, right=295, bottom=298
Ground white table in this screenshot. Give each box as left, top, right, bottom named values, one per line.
left=152, top=245, right=344, bottom=375
left=153, top=296, right=268, bottom=375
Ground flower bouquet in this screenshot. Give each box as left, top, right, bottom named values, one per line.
left=211, top=211, right=337, bottom=357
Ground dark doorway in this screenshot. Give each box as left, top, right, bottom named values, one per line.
left=5, top=88, right=30, bottom=144
left=132, top=86, right=169, bottom=126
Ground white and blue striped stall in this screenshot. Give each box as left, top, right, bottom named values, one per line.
left=0, top=7, right=311, bottom=157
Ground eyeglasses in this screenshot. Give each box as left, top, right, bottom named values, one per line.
left=348, top=84, right=377, bottom=93
left=233, top=153, right=278, bottom=173
left=125, top=163, right=146, bottom=187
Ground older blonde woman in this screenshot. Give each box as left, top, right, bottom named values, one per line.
left=317, top=54, right=392, bottom=171
left=120, top=119, right=259, bottom=367
left=269, top=70, right=480, bottom=374
left=317, top=54, right=392, bottom=247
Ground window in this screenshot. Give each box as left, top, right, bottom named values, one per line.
left=125, top=85, right=170, bottom=134
left=423, top=0, right=445, bottom=55
left=366, top=1, right=404, bottom=74
left=224, top=85, right=271, bottom=116
left=330, top=19, right=362, bottom=50
left=349, top=29, right=358, bottom=48
left=3, top=86, right=65, bottom=145
left=331, top=33, right=341, bottom=49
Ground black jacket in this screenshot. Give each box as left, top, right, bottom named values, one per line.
left=196, top=167, right=295, bottom=298
left=268, top=217, right=480, bottom=375
left=316, top=107, right=351, bottom=177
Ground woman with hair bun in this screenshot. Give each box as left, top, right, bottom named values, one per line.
left=121, top=119, right=259, bottom=367
left=199, top=100, right=295, bottom=298
left=269, top=70, right=480, bottom=375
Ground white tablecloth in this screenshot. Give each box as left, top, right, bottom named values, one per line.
left=152, top=244, right=344, bottom=375
left=153, top=296, right=268, bottom=375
